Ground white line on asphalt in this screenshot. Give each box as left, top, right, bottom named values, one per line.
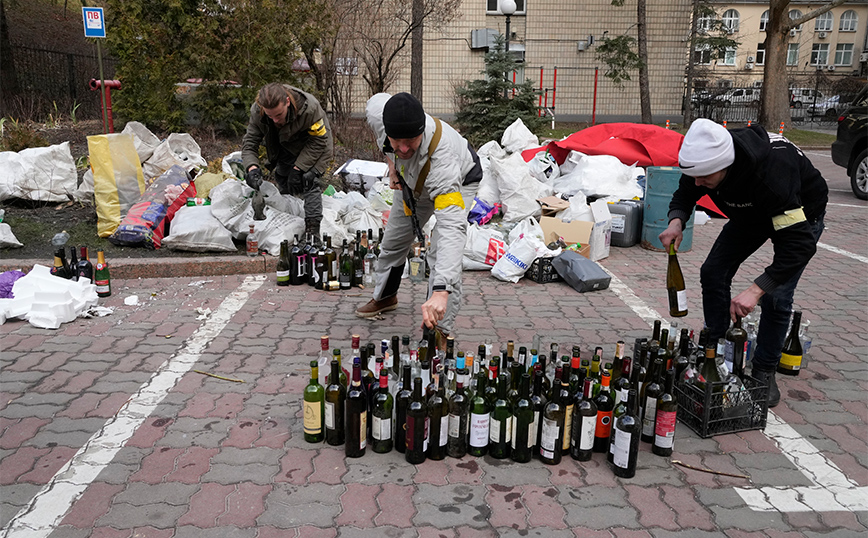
left=1, top=275, right=266, bottom=538
left=817, top=242, right=868, bottom=263
left=600, top=265, right=867, bottom=513
left=734, top=411, right=868, bottom=512
left=826, top=201, right=867, bottom=208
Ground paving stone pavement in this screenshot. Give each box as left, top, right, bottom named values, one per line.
left=1, top=152, right=866, bottom=537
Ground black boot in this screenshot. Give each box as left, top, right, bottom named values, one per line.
left=752, top=367, right=781, bottom=408
left=275, top=174, right=290, bottom=195
left=305, top=219, right=320, bottom=239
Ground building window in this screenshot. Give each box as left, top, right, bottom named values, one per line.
left=787, top=44, right=799, bottom=66
left=759, top=10, right=769, bottom=31
left=835, top=43, right=854, bottom=66
left=486, top=0, right=526, bottom=14
left=811, top=43, right=830, bottom=65
left=697, top=14, right=714, bottom=33
left=789, top=10, right=803, bottom=31
left=694, top=46, right=712, bottom=65
left=840, top=10, right=858, bottom=32
left=756, top=43, right=765, bottom=65
left=814, top=12, right=833, bottom=32
left=721, top=48, right=736, bottom=66
left=722, top=9, right=739, bottom=33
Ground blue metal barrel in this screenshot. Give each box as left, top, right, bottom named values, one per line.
left=641, top=166, right=695, bottom=252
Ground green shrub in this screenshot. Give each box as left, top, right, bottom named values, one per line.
left=0, top=119, right=49, bottom=152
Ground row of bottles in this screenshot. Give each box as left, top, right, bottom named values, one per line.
left=303, top=327, right=685, bottom=479
left=277, top=229, right=382, bottom=290
left=51, top=245, right=111, bottom=297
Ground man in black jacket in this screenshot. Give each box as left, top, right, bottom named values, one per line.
left=659, top=119, right=827, bottom=407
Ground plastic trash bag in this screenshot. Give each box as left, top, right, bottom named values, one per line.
left=491, top=233, right=549, bottom=283
left=551, top=250, right=611, bottom=292
left=527, top=151, right=560, bottom=183
left=88, top=133, right=147, bottom=237
left=558, top=192, right=593, bottom=223
left=221, top=151, right=245, bottom=179
left=109, top=165, right=195, bottom=249
left=509, top=216, right=545, bottom=244
left=463, top=224, right=505, bottom=270
left=0, top=142, right=78, bottom=203
left=0, top=223, right=23, bottom=248
left=0, top=270, right=26, bottom=299
left=555, top=154, right=643, bottom=200
left=142, top=133, right=207, bottom=182
left=490, top=153, right=553, bottom=223
left=162, top=205, right=236, bottom=252
left=121, top=121, right=161, bottom=163
left=501, top=118, right=540, bottom=154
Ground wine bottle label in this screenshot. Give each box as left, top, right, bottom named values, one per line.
left=654, top=410, right=677, bottom=449
left=676, top=290, right=687, bottom=311
left=579, top=415, right=596, bottom=451
left=325, top=401, right=335, bottom=429
left=439, top=415, right=449, bottom=447
left=642, top=398, right=658, bottom=437
left=469, top=412, right=490, bottom=447
left=360, top=413, right=367, bottom=450
left=423, top=417, right=430, bottom=452
left=96, top=281, right=110, bottom=294
left=331, top=260, right=339, bottom=277
left=372, top=416, right=391, bottom=440
left=303, top=401, right=322, bottom=435
left=595, top=410, right=613, bottom=439
left=298, top=257, right=306, bottom=276
left=617, top=388, right=628, bottom=407
left=562, top=405, right=574, bottom=451
left=526, top=417, right=535, bottom=449
left=505, top=416, right=513, bottom=445
left=276, top=270, right=290, bottom=282
left=531, top=411, right=540, bottom=448
left=407, top=416, right=415, bottom=451
left=489, top=417, right=501, bottom=443
left=448, top=413, right=461, bottom=439
left=541, top=417, right=559, bottom=452
left=511, top=417, right=518, bottom=449
left=364, top=259, right=373, bottom=274
left=613, top=428, right=632, bottom=468
left=779, top=352, right=802, bottom=371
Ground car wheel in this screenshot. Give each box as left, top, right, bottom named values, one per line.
left=793, top=101, right=803, bottom=108
left=823, top=108, right=837, bottom=119
left=851, top=149, right=868, bottom=200
left=723, top=100, right=731, bottom=107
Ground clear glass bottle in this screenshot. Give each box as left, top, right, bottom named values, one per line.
left=409, top=245, right=425, bottom=283
left=246, top=224, right=258, bottom=257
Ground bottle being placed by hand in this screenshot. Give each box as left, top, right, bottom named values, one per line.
left=303, top=360, right=325, bottom=443
left=777, top=311, right=803, bottom=376
left=94, top=249, right=111, bottom=297
left=246, top=224, right=258, bottom=257
left=667, top=243, right=688, bottom=317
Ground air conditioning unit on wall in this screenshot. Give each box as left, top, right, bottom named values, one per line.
left=745, top=63, right=754, bottom=70
left=818, top=32, right=828, bottom=39
left=747, top=56, right=755, bottom=63
left=789, top=29, right=797, bottom=37
left=827, top=65, right=836, bottom=71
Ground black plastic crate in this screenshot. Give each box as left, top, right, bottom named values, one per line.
left=674, top=375, right=769, bottom=438
left=527, top=257, right=561, bottom=283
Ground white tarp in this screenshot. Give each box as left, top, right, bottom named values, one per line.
left=0, top=142, right=77, bottom=202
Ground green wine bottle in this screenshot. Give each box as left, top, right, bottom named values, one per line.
left=406, top=378, right=428, bottom=464
left=611, top=389, right=641, bottom=478
left=345, top=358, right=367, bottom=458
left=489, top=374, right=512, bottom=459
left=303, top=360, right=324, bottom=443
left=427, top=384, right=448, bottom=460
left=510, top=373, right=533, bottom=463
left=325, top=359, right=346, bottom=446
left=468, top=370, right=490, bottom=457
left=447, top=382, right=469, bottom=458
left=371, top=369, right=394, bottom=453
left=539, top=377, right=564, bottom=465
left=571, top=377, right=597, bottom=461
left=394, top=364, right=413, bottom=454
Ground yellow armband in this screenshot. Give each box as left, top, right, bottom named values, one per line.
left=308, top=120, right=327, bottom=137
left=772, top=207, right=806, bottom=231
left=434, top=192, right=465, bottom=211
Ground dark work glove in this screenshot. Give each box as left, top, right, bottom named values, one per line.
left=302, top=170, right=319, bottom=191
left=287, top=167, right=304, bottom=187
left=246, top=167, right=263, bottom=190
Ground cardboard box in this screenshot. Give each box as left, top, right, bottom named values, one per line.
left=537, top=196, right=570, bottom=217
left=539, top=203, right=611, bottom=261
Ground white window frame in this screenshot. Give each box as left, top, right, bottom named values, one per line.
left=721, top=48, right=737, bottom=66
left=789, top=10, right=803, bottom=32
left=697, top=15, right=714, bottom=33
left=835, top=43, right=854, bottom=66
left=694, top=45, right=712, bottom=65
left=756, top=43, right=766, bottom=65
left=722, top=9, right=739, bottom=33
left=759, top=10, right=769, bottom=32
left=840, top=10, right=858, bottom=32
left=814, top=12, right=833, bottom=32
left=810, top=43, right=830, bottom=66
left=787, top=43, right=800, bottom=66
left=486, top=0, right=526, bottom=15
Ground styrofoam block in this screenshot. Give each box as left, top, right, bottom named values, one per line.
left=28, top=314, right=61, bottom=330
left=1, top=297, right=30, bottom=318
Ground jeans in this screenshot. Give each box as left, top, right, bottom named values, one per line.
left=700, top=215, right=824, bottom=371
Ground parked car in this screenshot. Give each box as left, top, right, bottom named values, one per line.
left=715, top=87, right=761, bottom=107
left=807, top=95, right=840, bottom=117
left=831, top=85, right=868, bottom=200
left=789, top=88, right=825, bottom=108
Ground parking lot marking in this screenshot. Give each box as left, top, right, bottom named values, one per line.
left=734, top=411, right=868, bottom=512
left=601, top=266, right=867, bottom=513
left=817, top=242, right=868, bottom=263
left=1, top=275, right=266, bottom=538
left=826, top=201, right=867, bottom=208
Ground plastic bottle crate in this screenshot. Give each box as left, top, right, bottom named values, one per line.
left=527, top=257, right=561, bottom=283
left=674, top=376, right=769, bottom=438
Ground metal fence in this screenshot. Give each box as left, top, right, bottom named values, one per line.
left=1, top=44, right=118, bottom=121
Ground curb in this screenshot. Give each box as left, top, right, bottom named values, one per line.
left=0, top=255, right=278, bottom=280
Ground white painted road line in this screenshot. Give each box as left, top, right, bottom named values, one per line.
left=817, top=242, right=868, bottom=263
left=601, top=265, right=867, bottom=513
left=2, top=275, right=265, bottom=538
left=734, top=411, right=868, bottom=512
left=826, top=201, right=867, bottom=208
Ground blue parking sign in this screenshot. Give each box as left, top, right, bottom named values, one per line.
left=82, top=7, right=106, bottom=38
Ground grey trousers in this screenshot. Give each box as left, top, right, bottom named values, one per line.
left=274, top=153, right=322, bottom=222
left=372, top=196, right=462, bottom=336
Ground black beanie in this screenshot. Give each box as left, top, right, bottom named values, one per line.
left=382, top=92, right=426, bottom=139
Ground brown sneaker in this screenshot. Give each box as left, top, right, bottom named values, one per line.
left=355, top=296, right=398, bottom=318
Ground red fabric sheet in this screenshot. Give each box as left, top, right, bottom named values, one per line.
left=521, top=122, right=726, bottom=218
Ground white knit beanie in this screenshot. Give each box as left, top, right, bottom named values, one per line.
left=678, top=119, right=735, bottom=177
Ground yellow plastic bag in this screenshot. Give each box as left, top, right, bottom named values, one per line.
left=192, top=172, right=232, bottom=200
left=88, top=133, right=146, bottom=238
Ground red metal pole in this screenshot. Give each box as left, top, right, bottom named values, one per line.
left=552, top=67, right=557, bottom=110
left=512, top=71, right=516, bottom=98
left=104, top=87, right=115, bottom=133
left=592, top=67, right=599, bottom=126
left=538, top=67, right=544, bottom=117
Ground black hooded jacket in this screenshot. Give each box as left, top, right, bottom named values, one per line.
left=668, top=124, right=828, bottom=293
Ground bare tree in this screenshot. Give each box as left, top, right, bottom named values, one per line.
left=348, top=0, right=461, bottom=95
left=758, top=0, right=847, bottom=129
left=410, top=0, right=424, bottom=101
